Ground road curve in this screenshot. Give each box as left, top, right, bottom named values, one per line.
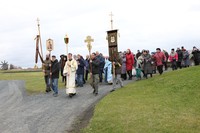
left=0, top=80, right=130, bottom=133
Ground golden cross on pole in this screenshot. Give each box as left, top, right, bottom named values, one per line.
left=109, top=12, right=114, bottom=30
left=84, top=36, right=94, bottom=56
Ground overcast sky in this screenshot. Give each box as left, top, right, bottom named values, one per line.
left=1, top=0, right=200, bottom=68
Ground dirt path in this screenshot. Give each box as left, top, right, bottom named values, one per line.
left=0, top=80, right=131, bottom=133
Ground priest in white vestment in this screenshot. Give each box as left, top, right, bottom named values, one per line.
left=63, top=53, right=78, bottom=97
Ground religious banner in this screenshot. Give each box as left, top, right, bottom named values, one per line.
left=107, top=29, right=118, bottom=61
left=46, top=38, right=54, bottom=51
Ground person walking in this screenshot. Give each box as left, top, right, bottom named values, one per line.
left=110, top=56, right=123, bottom=92
left=136, top=56, right=143, bottom=80
left=76, top=54, right=85, bottom=87
left=103, top=57, right=112, bottom=84
left=59, top=55, right=67, bottom=85
left=121, top=52, right=127, bottom=80
left=153, top=48, right=166, bottom=75
left=89, top=53, right=100, bottom=96
left=140, top=50, right=153, bottom=79
left=42, top=54, right=51, bottom=93
left=163, top=50, right=169, bottom=70
left=63, top=53, right=78, bottom=98
left=126, top=49, right=134, bottom=80
left=50, top=55, right=60, bottom=97
left=176, top=48, right=183, bottom=69
left=84, top=55, right=90, bottom=81
left=96, top=51, right=105, bottom=83
left=169, top=49, right=178, bottom=70
left=192, top=46, right=200, bottom=66
left=182, top=48, right=190, bottom=67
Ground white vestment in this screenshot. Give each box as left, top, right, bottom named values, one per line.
left=63, top=59, right=77, bottom=95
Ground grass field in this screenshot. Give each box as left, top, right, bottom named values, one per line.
left=0, top=69, right=66, bottom=94
left=83, top=66, right=200, bottom=133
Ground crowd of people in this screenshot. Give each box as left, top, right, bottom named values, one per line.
left=42, top=46, right=200, bottom=97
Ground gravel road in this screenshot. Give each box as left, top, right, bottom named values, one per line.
left=0, top=80, right=130, bottom=133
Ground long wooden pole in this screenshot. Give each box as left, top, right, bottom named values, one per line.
left=37, top=18, right=43, bottom=59
left=64, top=35, right=69, bottom=89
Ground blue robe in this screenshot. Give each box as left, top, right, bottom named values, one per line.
left=103, top=59, right=113, bottom=83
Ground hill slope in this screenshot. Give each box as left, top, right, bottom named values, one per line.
left=83, top=66, right=200, bottom=133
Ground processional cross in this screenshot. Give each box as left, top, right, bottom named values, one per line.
left=109, top=12, right=114, bottom=30
left=84, top=36, right=94, bottom=56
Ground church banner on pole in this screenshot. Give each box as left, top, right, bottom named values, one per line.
left=107, top=29, right=118, bottom=61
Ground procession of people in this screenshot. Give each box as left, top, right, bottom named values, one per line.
left=42, top=46, right=200, bottom=97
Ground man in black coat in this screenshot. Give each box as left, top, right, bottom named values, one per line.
left=96, top=51, right=105, bottom=82
left=89, top=53, right=100, bottom=96
left=50, top=55, right=60, bottom=97
left=192, top=46, right=200, bottom=65
left=76, top=54, right=85, bottom=87
left=176, top=48, right=183, bottom=69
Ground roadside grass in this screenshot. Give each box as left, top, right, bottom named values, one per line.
left=0, top=70, right=66, bottom=94
left=83, top=66, right=200, bottom=133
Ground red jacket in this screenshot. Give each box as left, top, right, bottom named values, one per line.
left=153, top=52, right=166, bottom=66
left=126, top=49, right=134, bottom=71
left=169, top=52, right=178, bottom=62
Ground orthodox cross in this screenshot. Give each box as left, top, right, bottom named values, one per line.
left=109, top=12, right=114, bottom=30
left=84, top=36, right=94, bottom=56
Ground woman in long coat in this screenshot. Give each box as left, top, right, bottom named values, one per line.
left=182, top=49, right=190, bottom=67
left=153, top=48, right=166, bottom=75
left=103, top=57, right=112, bottom=84
left=140, top=50, right=153, bottom=79
left=126, top=49, right=134, bottom=80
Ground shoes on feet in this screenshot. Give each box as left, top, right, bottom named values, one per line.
left=53, top=93, right=58, bottom=97
left=110, top=89, right=115, bottom=92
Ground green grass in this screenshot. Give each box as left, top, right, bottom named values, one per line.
left=83, top=66, right=200, bottom=133
left=0, top=70, right=65, bottom=94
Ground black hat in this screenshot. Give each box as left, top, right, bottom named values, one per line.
left=156, top=48, right=161, bottom=51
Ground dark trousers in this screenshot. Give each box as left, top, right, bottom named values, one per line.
left=77, top=74, right=83, bottom=87
left=194, top=60, right=200, bottom=66
left=121, top=73, right=127, bottom=80
left=62, top=76, right=66, bottom=85
left=157, top=65, right=163, bottom=75
left=91, top=74, right=99, bottom=94
left=85, top=70, right=89, bottom=81
left=163, top=62, right=168, bottom=70
left=44, top=75, right=51, bottom=92
left=171, top=61, right=177, bottom=70
left=177, top=61, right=182, bottom=69
left=127, top=70, right=132, bottom=80
left=99, top=69, right=103, bottom=82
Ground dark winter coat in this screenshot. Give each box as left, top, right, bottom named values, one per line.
left=113, top=58, right=122, bottom=75
left=90, top=57, right=100, bottom=74
left=51, top=59, right=59, bottom=79
left=76, top=58, right=85, bottom=74
left=192, top=49, right=200, bottom=63
left=176, top=50, right=183, bottom=62
left=96, top=55, right=105, bottom=71
left=141, top=54, right=153, bottom=74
